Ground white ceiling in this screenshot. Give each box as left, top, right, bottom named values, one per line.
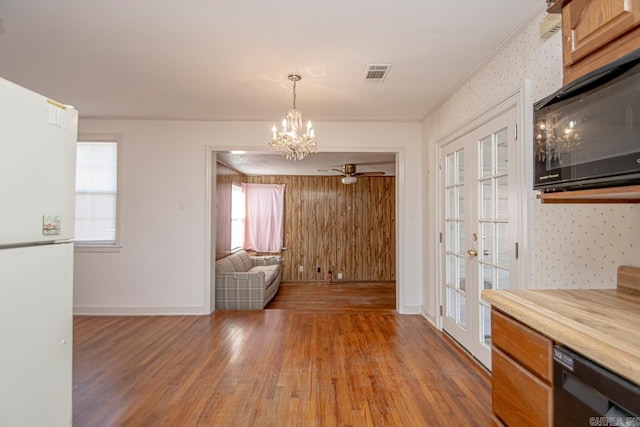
left=0, top=0, right=543, bottom=174
left=217, top=151, right=396, bottom=176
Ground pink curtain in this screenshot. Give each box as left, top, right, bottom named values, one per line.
left=242, top=183, right=285, bottom=252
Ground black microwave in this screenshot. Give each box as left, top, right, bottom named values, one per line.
left=533, top=48, right=640, bottom=191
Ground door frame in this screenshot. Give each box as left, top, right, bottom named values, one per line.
left=434, top=80, right=533, bottom=331
left=204, top=146, right=408, bottom=314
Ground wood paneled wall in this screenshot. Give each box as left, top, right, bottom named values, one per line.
left=245, top=175, right=396, bottom=281
left=215, top=161, right=244, bottom=260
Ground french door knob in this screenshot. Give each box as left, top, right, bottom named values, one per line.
left=467, top=248, right=478, bottom=257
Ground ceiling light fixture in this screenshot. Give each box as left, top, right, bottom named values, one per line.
left=341, top=176, right=357, bottom=185
left=268, top=73, right=318, bottom=161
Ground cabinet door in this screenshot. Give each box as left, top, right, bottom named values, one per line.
left=492, top=348, right=553, bottom=427
left=563, top=0, right=640, bottom=65
left=492, top=310, right=553, bottom=383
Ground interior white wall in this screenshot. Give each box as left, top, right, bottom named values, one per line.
left=74, top=120, right=422, bottom=314
left=421, top=11, right=640, bottom=324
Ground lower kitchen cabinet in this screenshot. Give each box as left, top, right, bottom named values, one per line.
left=491, top=309, right=553, bottom=427
left=484, top=270, right=640, bottom=427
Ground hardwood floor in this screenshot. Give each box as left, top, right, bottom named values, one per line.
left=265, top=281, right=396, bottom=310
left=74, top=283, right=491, bottom=426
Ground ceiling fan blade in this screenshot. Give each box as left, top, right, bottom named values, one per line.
left=350, top=160, right=395, bottom=167
left=316, top=168, right=345, bottom=174
left=354, top=171, right=386, bottom=177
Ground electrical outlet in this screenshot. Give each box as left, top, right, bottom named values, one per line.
left=299, top=265, right=304, bottom=273
left=337, top=272, right=343, bottom=280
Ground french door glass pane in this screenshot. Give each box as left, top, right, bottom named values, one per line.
left=496, top=223, right=509, bottom=266
left=481, top=180, right=492, bottom=219
left=457, top=150, right=465, bottom=182
left=481, top=303, right=492, bottom=346
left=496, top=129, right=508, bottom=173
left=447, top=254, right=456, bottom=284
left=457, top=187, right=465, bottom=217
left=447, top=155, right=455, bottom=186
left=481, top=222, right=493, bottom=261
left=447, top=286, right=457, bottom=319
left=447, top=221, right=456, bottom=251
left=459, top=294, right=467, bottom=327
left=496, top=176, right=509, bottom=219
left=482, top=264, right=494, bottom=290
left=481, top=136, right=492, bottom=177
left=447, top=188, right=455, bottom=218
left=457, top=221, right=465, bottom=254
left=458, top=257, right=466, bottom=291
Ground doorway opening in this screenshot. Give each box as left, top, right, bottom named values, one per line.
left=207, top=150, right=400, bottom=312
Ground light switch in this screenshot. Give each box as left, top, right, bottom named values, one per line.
left=178, top=201, right=186, bottom=210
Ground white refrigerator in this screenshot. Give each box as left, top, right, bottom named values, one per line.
left=0, top=77, right=78, bottom=426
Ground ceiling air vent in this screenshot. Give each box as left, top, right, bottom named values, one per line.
left=363, top=64, right=392, bottom=83
left=539, top=13, right=561, bottom=39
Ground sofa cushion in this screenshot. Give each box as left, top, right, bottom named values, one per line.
left=215, top=256, right=238, bottom=273
left=215, top=250, right=254, bottom=273
left=237, top=250, right=254, bottom=272
left=249, top=265, right=279, bottom=286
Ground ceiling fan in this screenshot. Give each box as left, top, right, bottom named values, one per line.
left=318, top=163, right=385, bottom=184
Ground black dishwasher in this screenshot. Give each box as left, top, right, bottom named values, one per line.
left=554, top=346, right=640, bottom=426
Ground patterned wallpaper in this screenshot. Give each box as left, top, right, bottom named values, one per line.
left=422, top=9, right=639, bottom=308
left=533, top=204, right=638, bottom=288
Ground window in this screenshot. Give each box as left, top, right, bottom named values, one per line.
left=75, top=135, right=120, bottom=249
left=231, top=184, right=245, bottom=250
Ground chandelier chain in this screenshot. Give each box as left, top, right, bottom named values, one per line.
left=292, top=80, right=296, bottom=110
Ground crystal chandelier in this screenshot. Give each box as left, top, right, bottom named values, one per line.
left=268, top=73, right=318, bottom=161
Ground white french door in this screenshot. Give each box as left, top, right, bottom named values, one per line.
left=441, top=106, right=519, bottom=370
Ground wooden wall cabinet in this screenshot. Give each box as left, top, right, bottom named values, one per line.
left=553, top=0, right=640, bottom=84
left=491, top=309, right=554, bottom=427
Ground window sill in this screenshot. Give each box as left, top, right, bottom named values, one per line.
left=74, top=244, right=122, bottom=253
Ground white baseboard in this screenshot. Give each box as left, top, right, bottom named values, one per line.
left=421, top=311, right=438, bottom=328
left=399, top=304, right=423, bottom=315
left=74, top=305, right=208, bottom=316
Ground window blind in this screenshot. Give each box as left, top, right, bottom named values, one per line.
left=75, top=142, right=117, bottom=244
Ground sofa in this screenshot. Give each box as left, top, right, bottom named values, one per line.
left=215, top=250, right=282, bottom=309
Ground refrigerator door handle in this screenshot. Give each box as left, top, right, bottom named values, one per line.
left=0, top=239, right=73, bottom=250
